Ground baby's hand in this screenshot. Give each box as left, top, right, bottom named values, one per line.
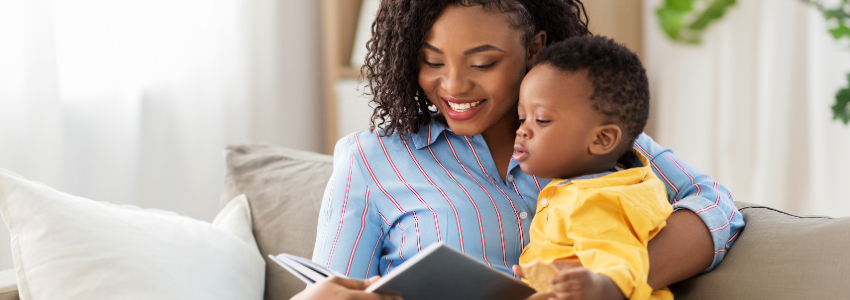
left=549, top=267, right=624, bottom=300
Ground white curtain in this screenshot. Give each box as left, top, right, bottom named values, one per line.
left=0, top=0, right=323, bottom=269
left=643, top=0, right=850, bottom=217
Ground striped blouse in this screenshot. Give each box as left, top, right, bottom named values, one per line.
left=312, top=118, right=744, bottom=279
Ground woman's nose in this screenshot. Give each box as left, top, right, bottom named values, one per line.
left=441, top=67, right=471, bottom=96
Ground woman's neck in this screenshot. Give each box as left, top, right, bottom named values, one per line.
left=481, top=111, right=519, bottom=181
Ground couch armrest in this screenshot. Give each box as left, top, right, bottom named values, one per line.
left=0, top=269, right=18, bottom=300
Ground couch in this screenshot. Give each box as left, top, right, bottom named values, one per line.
left=0, top=144, right=847, bottom=299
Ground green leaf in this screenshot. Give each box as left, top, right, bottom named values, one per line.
left=828, top=24, right=850, bottom=40
left=822, top=9, right=846, bottom=20
left=833, top=73, right=850, bottom=125
left=667, top=0, right=695, bottom=11
left=656, top=0, right=738, bottom=44
left=833, top=89, right=850, bottom=124
left=657, top=7, right=687, bottom=40
left=690, top=0, right=737, bottom=30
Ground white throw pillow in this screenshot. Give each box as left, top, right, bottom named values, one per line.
left=0, top=168, right=265, bottom=300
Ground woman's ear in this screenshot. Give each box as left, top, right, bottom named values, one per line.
left=589, top=124, right=622, bottom=156
left=526, top=31, right=547, bottom=67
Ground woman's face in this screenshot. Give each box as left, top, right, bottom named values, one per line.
left=418, top=4, right=535, bottom=136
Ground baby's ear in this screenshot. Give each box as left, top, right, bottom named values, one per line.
left=589, top=124, right=622, bottom=156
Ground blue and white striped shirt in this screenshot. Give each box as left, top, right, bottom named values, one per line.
left=312, top=118, right=744, bottom=279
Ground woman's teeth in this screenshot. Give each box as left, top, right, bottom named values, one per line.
left=446, top=100, right=483, bottom=112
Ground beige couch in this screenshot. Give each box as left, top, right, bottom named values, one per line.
left=0, top=145, right=848, bottom=299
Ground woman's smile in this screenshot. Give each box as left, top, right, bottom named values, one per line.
left=442, top=96, right=487, bottom=121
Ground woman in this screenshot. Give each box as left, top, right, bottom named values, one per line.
left=313, top=0, right=743, bottom=293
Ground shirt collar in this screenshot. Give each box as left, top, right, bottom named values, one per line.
left=555, top=149, right=652, bottom=187
left=411, top=117, right=451, bottom=149
left=557, top=171, right=617, bottom=186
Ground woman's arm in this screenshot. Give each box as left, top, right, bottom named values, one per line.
left=312, top=135, right=385, bottom=279
left=633, top=133, right=745, bottom=288
left=646, top=210, right=713, bottom=289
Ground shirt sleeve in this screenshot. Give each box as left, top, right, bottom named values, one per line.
left=312, top=134, right=385, bottom=279
left=567, top=191, right=671, bottom=300
left=632, top=133, right=745, bottom=270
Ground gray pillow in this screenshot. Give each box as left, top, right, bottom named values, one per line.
left=670, top=201, right=850, bottom=299
left=221, top=145, right=332, bottom=300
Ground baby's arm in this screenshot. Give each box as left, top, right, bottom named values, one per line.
left=558, top=190, right=672, bottom=300
left=548, top=266, right=624, bottom=300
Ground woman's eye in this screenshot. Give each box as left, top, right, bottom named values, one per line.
left=472, top=62, right=496, bottom=70
left=536, top=119, right=550, bottom=125
left=424, top=61, right=444, bottom=68
left=517, top=118, right=525, bottom=125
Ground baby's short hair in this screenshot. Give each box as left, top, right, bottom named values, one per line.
left=533, top=36, right=649, bottom=148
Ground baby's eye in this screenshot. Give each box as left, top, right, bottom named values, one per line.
left=536, top=119, right=550, bottom=125
left=517, top=119, right=526, bottom=125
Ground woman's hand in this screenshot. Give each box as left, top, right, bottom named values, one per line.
left=290, top=276, right=402, bottom=300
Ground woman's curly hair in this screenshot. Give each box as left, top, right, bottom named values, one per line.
left=361, top=0, right=590, bottom=136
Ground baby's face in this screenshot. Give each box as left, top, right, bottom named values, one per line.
left=513, top=64, right=605, bottom=179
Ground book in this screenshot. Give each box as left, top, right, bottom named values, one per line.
left=269, top=242, right=536, bottom=300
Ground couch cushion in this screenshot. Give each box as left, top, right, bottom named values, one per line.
left=670, top=201, right=850, bottom=299
left=221, top=145, right=333, bottom=300
left=0, top=168, right=265, bottom=300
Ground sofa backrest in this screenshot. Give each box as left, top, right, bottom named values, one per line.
left=222, top=145, right=333, bottom=300
left=222, top=144, right=850, bottom=300
left=671, top=202, right=850, bottom=299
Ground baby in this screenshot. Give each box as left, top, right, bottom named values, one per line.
left=512, top=36, right=674, bottom=300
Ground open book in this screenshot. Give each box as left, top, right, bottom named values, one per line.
left=269, top=242, right=536, bottom=300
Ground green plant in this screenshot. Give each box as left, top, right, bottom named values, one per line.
left=834, top=75, right=850, bottom=124
left=656, top=0, right=738, bottom=44
left=804, top=0, right=850, bottom=124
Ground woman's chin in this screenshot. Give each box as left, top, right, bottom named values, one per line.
left=443, top=119, right=487, bottom=136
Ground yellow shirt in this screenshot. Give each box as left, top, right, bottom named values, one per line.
left=519, top=150, right=674, bottom=300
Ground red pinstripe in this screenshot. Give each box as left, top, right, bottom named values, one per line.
left=443, top=135, right=491, bottom=267
left=509, top=181, right=527, bottom=248
left=327, top=154, right=354, bottom=268
left=694, top=183, right=721, bottom=214
left=464, top=137, right=517, bottom=265
left=510, top=181, right=524, bottom=201
left=672, top=196, right=699, bottom=210
left=633, top=141, right=655, bottom=159
left=399, top=228, right=406, bottom=260
left=709, top=209, right=736, bottom=233
left=664, top=152, right=694, bottom=185
left=663, top=152, right=701, bottom=196
left=723, top=229, right=740, bottom=249
left=403, top=137, right=462, bottom=247
left=413, top=211, right=421, bottom=252
left=425, top=145, right=469, bottom=253
left=533, top=176, right=542, bottom=192
left=345, top=187, right=370, bottom=276
left=377, top=135, right=441, bottom=242
left=316, top=159, right=340, bottom=256
left=650, top=160, right=679, bottom=194
left=714, top=230, right=741, bottom=254
left=378, top=212, right=392, bottom=226
left=365, top=225, right=383, bottom=278
left=354, top=135, right=407, bottom=214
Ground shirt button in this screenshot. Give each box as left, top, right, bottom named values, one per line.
left=540, top=198, right=548, bottom=206
left=506, top=174, right=514, bottom=183
left=519, top=212, right=528, bottom=219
